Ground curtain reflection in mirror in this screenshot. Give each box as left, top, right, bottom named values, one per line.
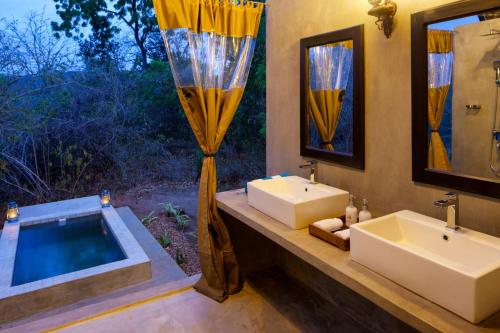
left=308, top=41, right=353, bottom=151
left=428, top=30, right=453, bottom=171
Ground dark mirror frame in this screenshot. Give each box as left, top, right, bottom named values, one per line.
left=300, top=25, right=365, bottom=169
left=411, top=0, right=500, bottom=199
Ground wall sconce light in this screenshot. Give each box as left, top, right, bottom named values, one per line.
left=100, top=189, right=111, bottom=208
left=367, top=0, right=397, bottom=38
left=6, top=201, right=20, bottom=223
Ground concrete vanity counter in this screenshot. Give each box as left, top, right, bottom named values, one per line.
left=216, top=189, right=500, bottom=333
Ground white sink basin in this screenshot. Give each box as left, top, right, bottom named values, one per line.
left=350, top=210, right=500, bottom=323
left=247, top=176, right=349, bottom=229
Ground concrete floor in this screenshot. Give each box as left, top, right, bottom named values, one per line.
left=35, top=269, right=369, bottom=333
left=0, top=206, right=408, bottom=333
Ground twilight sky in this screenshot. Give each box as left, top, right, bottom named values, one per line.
left=0, top=0, right=58, bottom=21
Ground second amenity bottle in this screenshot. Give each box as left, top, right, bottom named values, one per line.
left=345, top=194, right=358, bottom=227
left=358, top=199, right=372, bottom=222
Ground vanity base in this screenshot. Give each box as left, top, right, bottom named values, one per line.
left=217, top=189, right=500, bottom=333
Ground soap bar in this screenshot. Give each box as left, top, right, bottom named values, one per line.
left=312, top=218, right=343, bottom=233
left=334, top=229, right=350, bottom=240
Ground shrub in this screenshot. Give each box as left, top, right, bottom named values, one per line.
left=175, top=249, right=187, bottom=265
left=157, top=232, right=171, bottom=248
left=141, top=211, right=158, bottom=226
left=175, top=213, right=191, bottom=231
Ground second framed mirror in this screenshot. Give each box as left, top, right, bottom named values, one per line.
left=300, top=25, right=365, bottom=169
left=412, top=0, right=500, bottom=198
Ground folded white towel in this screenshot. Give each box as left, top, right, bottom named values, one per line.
left=334, top=229, right=350, bottom=240
left=313, top=218, right=343, bottom=233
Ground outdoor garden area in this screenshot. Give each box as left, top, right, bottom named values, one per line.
left=0, top=0, right=266, bottom=275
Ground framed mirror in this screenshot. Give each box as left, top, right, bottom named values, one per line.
left=412, top=0, right=500, bottom=198
left=300, top=25, right=365, bottom=169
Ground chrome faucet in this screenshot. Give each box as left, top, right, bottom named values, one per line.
left=299, top=160, right=318, bottom=184
left=434, top=192, right=460, bottom=230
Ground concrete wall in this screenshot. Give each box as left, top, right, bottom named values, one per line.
left=452, top=18, right=500, bottom=180
left=266, top=0, right=500, bottom=237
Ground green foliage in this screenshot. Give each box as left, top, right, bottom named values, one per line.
left=160, top=202, right=190, bottom=231
left=224, top=16, right=266, bottom=152
left=175, top=249, right=187, bottom=265
left=141, top=211, right=158, bottom=226
left=162, top=202, right=178, bottom=217
left=157, top=232, right=171, bottom=248
left=0, top=9, right=267, bottom=205
left=175, top=213, right=190, bottom=231
left=51, top=0, right=156, bottom=69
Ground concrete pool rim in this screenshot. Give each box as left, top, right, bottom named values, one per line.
left=0, top=196, right=151, bottom=300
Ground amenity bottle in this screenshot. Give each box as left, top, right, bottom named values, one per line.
left=358, top=199, right=372, bottom=222
left=345, top=194, right=358, bottom=227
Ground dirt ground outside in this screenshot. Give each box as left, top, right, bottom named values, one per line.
left=113, top=181, right=200, bottom=275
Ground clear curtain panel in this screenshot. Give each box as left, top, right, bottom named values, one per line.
left=162, top=29, right=255, bottom=90
left=309, top=43, right=353, bottom=91
left=428, top=52, right=453, bottom=89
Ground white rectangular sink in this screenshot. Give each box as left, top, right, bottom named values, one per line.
left=247, top=176, right=349, bottom=229
left=350, top=210, right=500, bottom=323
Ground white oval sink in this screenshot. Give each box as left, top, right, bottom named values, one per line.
left=247, top=176, right=349, bottom=229
left=350, top=210, right=500, bottom=323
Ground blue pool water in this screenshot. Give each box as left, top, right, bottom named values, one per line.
left=12, top=214, right=126, bottom=286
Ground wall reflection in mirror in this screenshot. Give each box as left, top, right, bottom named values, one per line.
left=427, top=10, right=500, bottom=182
left=306, top=41, right=354, bottom=155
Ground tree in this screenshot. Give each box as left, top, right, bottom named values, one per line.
left=79, top=32, right=120, bottom=69
left=0, top=13, right=75, bottom=76
left=0, top=12, right=75, bottom=115
left=51, top=0, right=156, bottom=70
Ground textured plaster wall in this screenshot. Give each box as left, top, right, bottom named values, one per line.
left=266, top=0, right=500, bottom=236
left=452, top=18, right=500, bottom=180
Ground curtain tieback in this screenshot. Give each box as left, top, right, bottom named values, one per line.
left=431, top=129, right=439, bottom=133
left=321, top=141, right=332, bottom=145
left=204, top=153, right=217, bottom=157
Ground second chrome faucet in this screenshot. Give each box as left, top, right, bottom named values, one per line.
left=299, top=160, right=318, bottom=184
left=434, top=192, right=460, bottom=230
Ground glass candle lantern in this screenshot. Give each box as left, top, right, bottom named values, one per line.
left=6, top=201, right=20, bottom=223
left=100, top=189, right=111, bottom=208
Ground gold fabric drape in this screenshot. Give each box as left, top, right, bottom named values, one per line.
left=178, top=87, right=244, bottom=301
left=428, top=30, right=453, bottom=54
left=325, top=40, right=353, bottom=49
left=153, top=0, right=263, bottom=302
left=428, top=86, right=452, bottom=171
left=308, top=89, right=345, bottom=151
left=427, top=29, right=453, bottom=171
left=154, top=0, right=264, bottom=38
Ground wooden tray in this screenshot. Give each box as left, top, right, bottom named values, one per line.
left=309, top=217, right=350, bottom=251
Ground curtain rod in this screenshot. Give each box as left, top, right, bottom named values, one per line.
left=233, top=0, right=271, bottom=7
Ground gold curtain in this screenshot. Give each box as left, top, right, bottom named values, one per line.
left=325, top=40, right=353, bottom=49
left=427, top=30, right=453, bottom=171
left=177, top=87, right=244, bottom=301
left=308, top=89, right=345, bottom=151
left=428, top=30, right=453, bottom=54
left=428, top=86, right=452, bottom=171
left=154, top=0, right=263, bottom=38
left=153, top=0, right=263, bottom=302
